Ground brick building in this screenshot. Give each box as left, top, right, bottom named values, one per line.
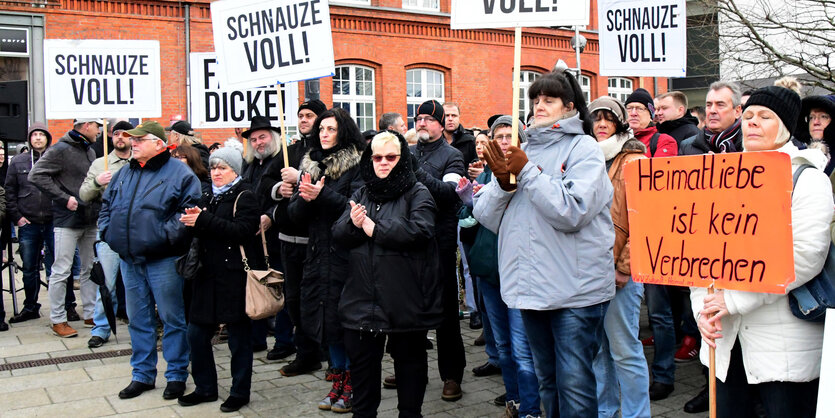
left=0, top=0, right=667, bottom=146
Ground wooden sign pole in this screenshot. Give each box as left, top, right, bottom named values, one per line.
left=509, top=26, right=521, bottom=184
left=102, top=120, right=109, bottom=171
left=276, top=84, right=290, bottom=168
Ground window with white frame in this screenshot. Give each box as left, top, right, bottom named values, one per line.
left=579, top=75, right=591, bottom=103
left=402, top=0, right=440, bottom=12
left=333, top=65, right=376, bottom=132
left=406, top=68, right=445, bottom=129
left=518, top=71, right=541, bottom=122
left=329, top=0, right=370, bottom=5
left=607, top=77, right=633, bottom=103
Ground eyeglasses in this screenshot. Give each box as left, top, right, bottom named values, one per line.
left=372, top=154, right=400, bottom=163
left=493, top=134, right=513, bottom=141
left=414, top=116, right=436, bottom=124
left=808, top=114, right=832, bottom=123
left=625, top=105, right=648, bottom=114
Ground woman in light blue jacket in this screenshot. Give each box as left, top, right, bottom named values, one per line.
left=473, top=68, right=615, bottom=418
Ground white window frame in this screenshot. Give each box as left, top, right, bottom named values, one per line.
left=607, top=77, right=633, bottom=103
left=402, top=0, right=440, bottom=12
left=579, top=75, right=591, bottom=103
left=406, top=68, right=445, bottom=129
left=333, top=65, right=376, bottom=132
left=519, top=71, right=542, bottom=122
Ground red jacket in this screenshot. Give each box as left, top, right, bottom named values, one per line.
left=634, top=126, right=678, bottom=157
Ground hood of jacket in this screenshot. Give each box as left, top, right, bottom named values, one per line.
left=28, top=122, right=52, bottom=146
left=300, top=146, right=361, bottom=181
left=525, top=112, right=586, bottom=146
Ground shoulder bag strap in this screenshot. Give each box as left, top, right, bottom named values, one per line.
left=649, top=132, right=660, bottom=157
left=231, top=191, right=253, bottom=271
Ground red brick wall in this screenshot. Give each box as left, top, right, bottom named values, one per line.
left=8, top=0, right=666, bottom=145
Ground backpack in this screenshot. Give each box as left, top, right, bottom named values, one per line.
left=649, top=132, right=661, bottom=157
left=788, top=164, right=835, bottom=322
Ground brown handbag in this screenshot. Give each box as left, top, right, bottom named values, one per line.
left=233, top=193, right=285, bottom=320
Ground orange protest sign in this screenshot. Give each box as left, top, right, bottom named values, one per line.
left=624, top=151, right=795, bottom=294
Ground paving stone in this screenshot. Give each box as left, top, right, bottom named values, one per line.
left=85, top=362, right=134, bottom=380
left=47, top=376, right=130, bottom=403
left=0, top=340, right=65, bottom=358
left=0, top=388, right=51, bottom=411
left=3, top=397, right=114, bottom=417
left=0, top=368, right=90, bottom=394
left=10, top=364, right=59, bottom=377
left=100, top=405, right=178, bottom=418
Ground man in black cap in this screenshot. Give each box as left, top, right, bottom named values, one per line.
left=259, top=99, right=328, bottom=375
left=409, top=99, right=467, bottom=401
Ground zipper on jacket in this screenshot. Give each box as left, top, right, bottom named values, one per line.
left=125, top=170, right=144, bottom=258
left=141, top=180, right=165, bottom=199
left=368, top=201, right=380, bottom=336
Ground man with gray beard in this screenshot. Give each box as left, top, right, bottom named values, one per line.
left=240, top=115, right=286, bottom=354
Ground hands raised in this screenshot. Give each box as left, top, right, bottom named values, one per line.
left=179, top=206, right=203, bottom=227
left=349, top=200, right=376, bottom=237
left=299, top=173, right=325, bottom=202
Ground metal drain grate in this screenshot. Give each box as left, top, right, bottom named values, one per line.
left=0, top=336, right=224, bottom=371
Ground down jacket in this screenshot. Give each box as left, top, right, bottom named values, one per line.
left=333, top=180, right=442, bottom=333
left=409, top=138, right=466, bottom=250
left=100, top=150, right=201, bottom=263
left=691, top=141, right=833, bottom=383
left=473, top=113, right=615, bottom=310
left=287, top=146, right=363, bottom=344
left=188, top=183, right=263, bottom=325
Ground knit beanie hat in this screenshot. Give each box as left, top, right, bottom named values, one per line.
left=744, top=86, right=801, bottom=134
left=416, top=100, right=445, bottom=125
left=490, top=115, right=527, bottom=144
left=588, top=96, right=628, bottom=125
left=625, top=88, right=655, bottom=119
left=298, top=99, right=327, bottom=117
left=209, top=147, right=243, bottom=175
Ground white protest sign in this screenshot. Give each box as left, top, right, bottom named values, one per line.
left=190, top=53, right=299, bottom=129
left=598, top=0, right=687, bottom=77
left=210, top=0, right=334, bottom=90
left=43, top=40, right=161, bottom=119
left=451, top=0, right=589, bottom=29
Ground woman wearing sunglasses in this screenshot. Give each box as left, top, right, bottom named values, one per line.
left=333, top=131, right=442, bottom=418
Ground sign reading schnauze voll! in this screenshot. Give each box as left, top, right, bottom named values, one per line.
left=43, top=39, right=161, bottom=119
left=597, top=0, right=688, bottom=77
left=210, top=0, right=335, bottom=90
left=451, top=0, right=589, bottom=29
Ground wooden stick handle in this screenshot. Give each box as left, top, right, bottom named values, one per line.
left=277, top=84, right=290, bottom=168
left=509, top=26, right=522, bottom=185
left=103, top=120, right=109, bottom=171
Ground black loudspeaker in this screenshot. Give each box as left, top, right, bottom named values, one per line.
left=0, top=80, right=28, bottom=142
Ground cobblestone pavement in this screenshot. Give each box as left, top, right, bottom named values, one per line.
left=0, top=269, right=707, bottom=417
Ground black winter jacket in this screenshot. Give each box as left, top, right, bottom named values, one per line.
left=334, top=182, right=443, bottom=333
left=189, top=183, right=263, bottom=325
left=657, top=114, right=701, bottom=144
left=100, top=151, right=202, bottom=263
left=259, top=136, right=311, bottom=239
left=448, top=124, right=478, bottom=166
left=287, top=145, right=363, bottom=344
left=28, top=131, right=98, bottom=228
left=5, top=150, right=52, bottom=225
left=410, top=139, right=466, bottom=250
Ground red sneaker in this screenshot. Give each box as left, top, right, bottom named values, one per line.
left=675, top=335, right=700, bottom=362
left=641, top=336, right=654, bottom=346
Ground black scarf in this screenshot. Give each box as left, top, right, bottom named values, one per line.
left=707, top=118, right=742, bottom=153
left=361, top=136, right=416, bottom=203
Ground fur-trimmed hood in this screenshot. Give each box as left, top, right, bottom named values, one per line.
left=300, top=146, right=361, bottom=181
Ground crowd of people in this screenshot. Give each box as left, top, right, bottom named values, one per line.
left=0, top=69, right=831, bottom=417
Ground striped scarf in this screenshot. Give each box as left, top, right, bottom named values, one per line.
left=707, top=118, right=742, bottom=153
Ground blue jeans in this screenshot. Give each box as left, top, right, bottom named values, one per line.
left=18, top=222, right=54, bottom=313
left=121, top=257, right=189, bottom=384
left=594, top=279, right=651, bottom=418
left=91, top=240, right=120, bottom=340
left=644, top=284, right=675, bottom=385
left=479, top=278, right=541, bottom=416
left=330, top=342, right=350, bottom=370
left=522, top=302, right=609, bottom=418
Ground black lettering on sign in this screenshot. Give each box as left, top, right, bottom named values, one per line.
left=225, top=0, right=324, bottom=40
left=241, top=31, right=311, bottom=72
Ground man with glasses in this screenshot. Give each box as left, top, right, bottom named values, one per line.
left=409, top=100, right=467, bottom=401
left=624, top=88, right=678, bottom=157
left=99, top=121, right=201, bottom=401
left=79, top=120, right=134, bottom=348
left=29, top=117, right=102, bottom=339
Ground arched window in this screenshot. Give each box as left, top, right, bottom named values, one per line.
left=518, top=71, right=541, bottom=122
left=607, top=77, right=633, bottom=103
left=333, top=65, right=376, bottom=131
left=406, top=68, right=445, bottom=129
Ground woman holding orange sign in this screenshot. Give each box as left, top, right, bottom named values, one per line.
left=693, top=86, right=833, bottom=418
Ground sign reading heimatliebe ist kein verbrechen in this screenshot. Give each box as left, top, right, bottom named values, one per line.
left=210, top=0, right=335, bottom=90
left=624, top=152, right=795, bottom=294
left=189, top=52, right=299, bottom=129
left=597, top=0, right=687, bottom=77
left=43, top=39, right=161, bottom=119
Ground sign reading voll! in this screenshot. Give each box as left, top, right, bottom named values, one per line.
left=451, top=0, right=590, bottom=29
left=598, top=0, right=687, bottom=77
left=43, top=39, right=161, bottom=119
left=210, top=0, right=335, bottom=90
left=189, top=52, right=299, bottom=129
